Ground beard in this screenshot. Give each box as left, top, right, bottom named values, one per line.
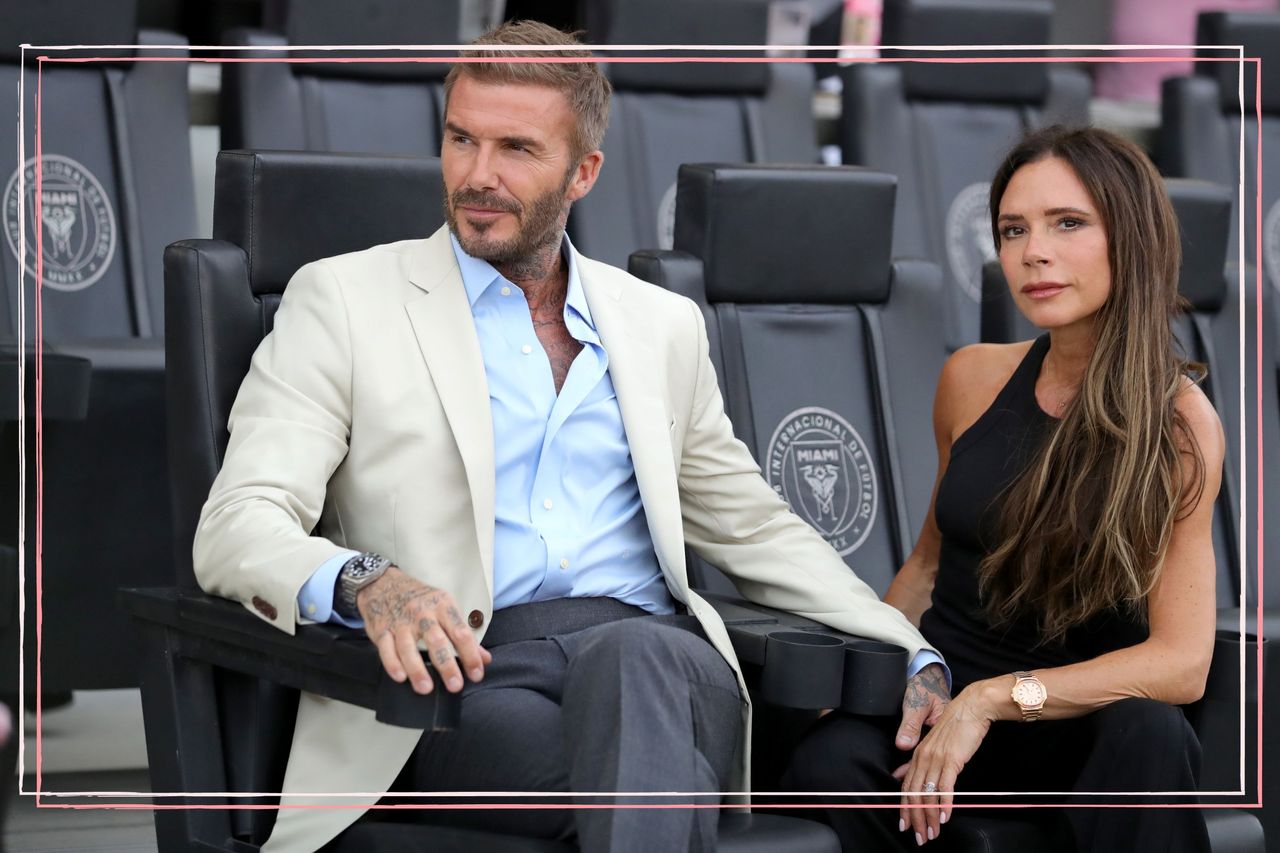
left=444, top=168, right=573, bottom=268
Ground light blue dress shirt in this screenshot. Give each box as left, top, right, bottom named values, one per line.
left=296, top=235, right=947, bottom=687
left=299, top=234, right=673, bottom=626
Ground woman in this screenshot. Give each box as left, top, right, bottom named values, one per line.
left=784, top=125, right=1224, bottom=853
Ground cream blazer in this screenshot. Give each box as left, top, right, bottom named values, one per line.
left=194, top=225, right=934, bottom=853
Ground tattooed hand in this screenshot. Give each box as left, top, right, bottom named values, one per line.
left=357, top=566, right=492, bottom=696
left=895, top=662, right=951, bottom=751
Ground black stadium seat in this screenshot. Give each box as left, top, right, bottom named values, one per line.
left=0, top=343, right=91, bottom=828
left=129, top=150, right=841, bottom=853
left=633, top=164, right=939, bottom=596
left=569, top=0, right=819, bottom=268
left=1160, top=12, right=1280, bottom=316
left=220, top=0, right=458, bottom=157
left=840, top=0, right=1090, bottom=350
left=0, top=0, right=194, bottom=697
left=631, top=163, right=1264, bottom=852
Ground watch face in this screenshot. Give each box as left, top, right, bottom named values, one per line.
left=1012, top=680, right=1047, bottom=706
left=348, top=560, right=378, bottom=580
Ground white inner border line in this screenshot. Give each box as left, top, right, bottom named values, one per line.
left=14, top=42, right=1257, bottom=803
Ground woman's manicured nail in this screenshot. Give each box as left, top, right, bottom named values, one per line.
left=928, top=826, right=935, bottom=841
left=899, top=818, right=906, bottom=832
left=916, top=832, right=924, bottom=847
left=941, top=811, right=949, bottom=825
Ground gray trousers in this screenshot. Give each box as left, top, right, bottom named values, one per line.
left=380, top=597, right=743, bottom=853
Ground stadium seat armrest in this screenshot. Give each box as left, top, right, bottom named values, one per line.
left=119, top=586, right=460, bottom=730
left=701, top=592, right=905, bottom=714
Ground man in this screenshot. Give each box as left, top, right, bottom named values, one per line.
left=194, top=20, right=950, bottom=853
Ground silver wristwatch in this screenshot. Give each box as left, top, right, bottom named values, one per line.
left=334, top=552, right=391, bottom=619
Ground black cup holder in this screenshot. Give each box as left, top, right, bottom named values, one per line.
left=840, top=639, right=908, bottom=716
left=761, top=630, right=846, bottom=709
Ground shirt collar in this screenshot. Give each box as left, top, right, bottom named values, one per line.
left=448, top=231, right=596, bottom=333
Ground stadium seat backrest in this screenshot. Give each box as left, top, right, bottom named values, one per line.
left=1166, top=180, right=1247, bottom=608
left=0, top=0, right=195, bottom=340
left=0, top=0, right=196, bottom=694
left=572, top=0, right=818, bottom=268
left=1160, top=12, right=1280, bottom=304
left=220, top=0, right=457, bottom=158
left=841, top=0, right=1090, bottom=350
left=634, top=164, right=949, bottom=595
left=166, top=151, right=446, bottom=586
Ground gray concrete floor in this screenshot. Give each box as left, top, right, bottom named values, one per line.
left=7, top=691, right=156, bottom=852
left=7, top=769, right=156, bottom=852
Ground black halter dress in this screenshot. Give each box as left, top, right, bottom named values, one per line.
left=919, top=335, right=1149, bottom=693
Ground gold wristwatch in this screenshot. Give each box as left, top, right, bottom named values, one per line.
left=1010, top=671, right=1047, bottom=721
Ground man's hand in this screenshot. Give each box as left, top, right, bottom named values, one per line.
left=356, top=566, right=492, bottom=695
left=895, top=662, right=950, bottom=751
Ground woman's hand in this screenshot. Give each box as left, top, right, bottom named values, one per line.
left=894, top=681, right=1000, bottom=846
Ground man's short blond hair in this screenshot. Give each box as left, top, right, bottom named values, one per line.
left=443, top=20, right=612, bottom=160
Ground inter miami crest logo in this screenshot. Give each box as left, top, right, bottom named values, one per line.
left=945, top=181, right=998, bottom=302
left=4, top=154, right=117, bottom=292
left=766, top=407, right=878, bottom=556
left=1265, top=199, right=1280, bottom=294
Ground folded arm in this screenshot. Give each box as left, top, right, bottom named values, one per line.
left=193, top=260, right=358, bottom=635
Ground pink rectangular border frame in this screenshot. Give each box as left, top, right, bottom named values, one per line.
left=13, top=45, right=1266, bottom=817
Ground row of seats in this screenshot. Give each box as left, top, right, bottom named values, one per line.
left=212, top=0, right=1280, bottom=348
left=9, top=0, right=1277, bottom=349
left=7, top=0, right=1274, bottom=351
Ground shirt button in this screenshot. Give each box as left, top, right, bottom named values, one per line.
left=468, top=610, right=485, bottom=629
left=306, top=602, right=317, bottom=616
left=500, top=286, right=511, bottom=296
left=521, top=344, right=532, bottom=355
left=543, top=498, right=553, bottom=510
left=560, top=558, right=570, bottom=570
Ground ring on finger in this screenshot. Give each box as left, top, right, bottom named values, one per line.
left=922, top=781, right=938, bottom=794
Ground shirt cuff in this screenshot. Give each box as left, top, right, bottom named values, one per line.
left=298, top=549, right=363, bottom=628
left=907, top=649, right=952, bottom=692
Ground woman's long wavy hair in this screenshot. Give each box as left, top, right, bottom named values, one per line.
left=978, top=126, right=1206, bottom=643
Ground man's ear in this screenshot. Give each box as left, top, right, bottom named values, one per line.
left=566, top=150, right=605, bottom=203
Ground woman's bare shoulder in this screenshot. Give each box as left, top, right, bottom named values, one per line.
left=935, top=340, right=1036, bottom=443
left=1174, top=378, right=1226, bottom=463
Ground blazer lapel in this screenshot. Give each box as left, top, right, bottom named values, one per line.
left=404, top=228, right=495, bottom=599
left=580, top=259, right=688, bottom=595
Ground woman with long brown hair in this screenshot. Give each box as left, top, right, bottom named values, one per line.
left=784, top=125, right=1224, bottom=853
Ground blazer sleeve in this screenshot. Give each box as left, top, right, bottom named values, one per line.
left=193, top=260, right=357, bottom=635
left=674, top=300, right=937, bottom=660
